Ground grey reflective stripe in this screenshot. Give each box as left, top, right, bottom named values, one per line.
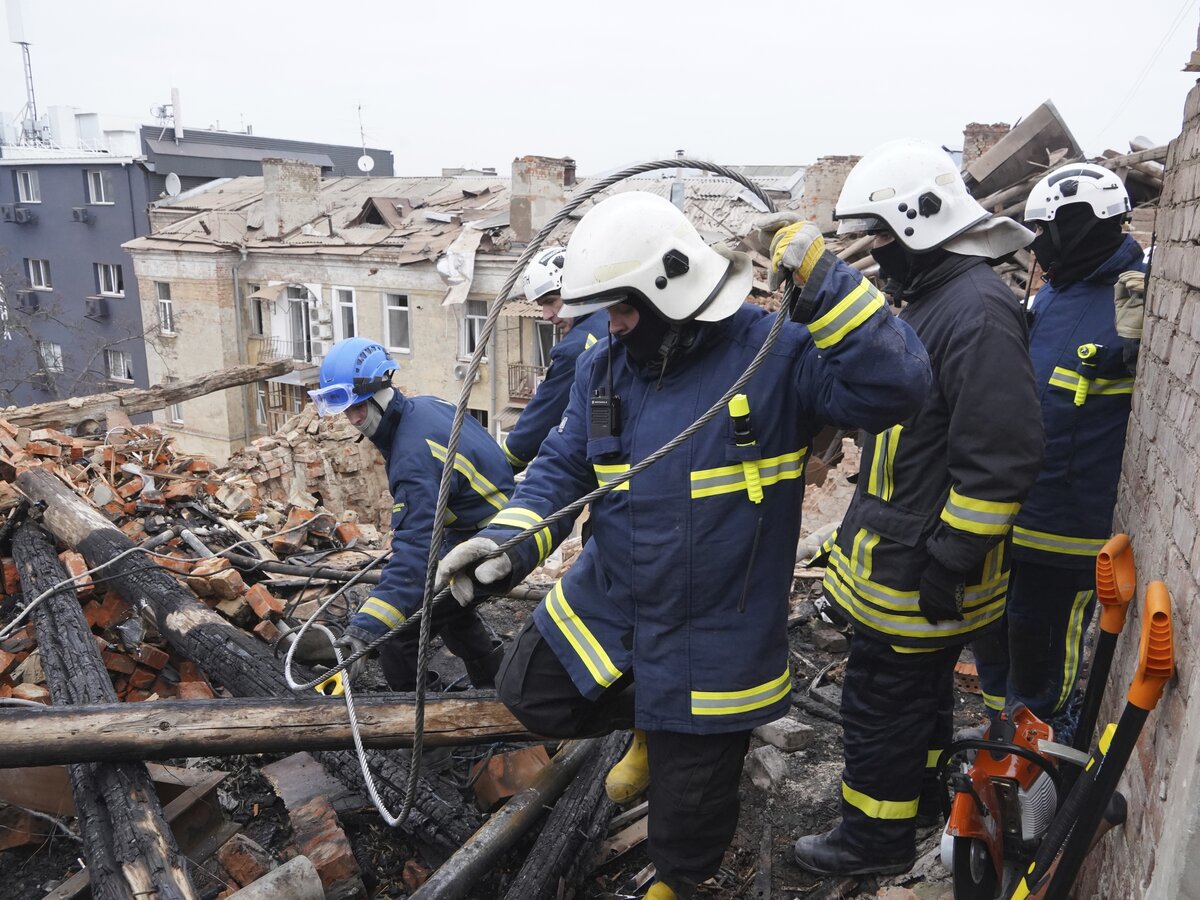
left=830, top=547, right=1006, bottom=613
left=690, top=468, right=744, bottom=493
left=826, top=568, right=1007, bottom=637
left=808, top=283, right=881, bottom=345
left=545, top=584, right=621, bottom=687
left=690, top=678, right=789, bottom=713
left=1012, top=527, right=1107, bottom=555
left=758, top=455, right=804, bottom=480
left=944, top=495, right=1017, bottom=529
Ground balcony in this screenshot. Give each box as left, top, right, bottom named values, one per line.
left=508, top=364, right=547, bottom=402
left=249, top=334, right=317, bottom=365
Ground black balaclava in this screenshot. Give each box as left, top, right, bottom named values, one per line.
left=1031, top=202, right=1126, bottom=287
left=615, top=295, right=673, bottom=365
left=872, top=239, right=976, bottom=304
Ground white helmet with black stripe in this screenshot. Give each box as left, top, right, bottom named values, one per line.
left=522, top=245, right=568, bottom=302
left=1024, top=163, right=1130, bottom=223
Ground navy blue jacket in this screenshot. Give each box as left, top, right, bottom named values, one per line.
left=1013, top=235, right=1145, bottom=567
left=478, top=258, right=930, bottom=734
left=350, top=393, right=514, bottom=637
left=502, top=311, right=608, bottom=471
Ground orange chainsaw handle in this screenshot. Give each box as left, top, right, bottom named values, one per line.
left=1127, top=581, right=1174, bottom=711
left=1095, top=534, right=1136, bottom=635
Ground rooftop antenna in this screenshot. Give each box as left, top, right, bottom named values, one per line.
left=671, top=149, right=686, bottom=211
left=356, top=104, right=374, bottom=176
left=7, top=0, right=40, bottom=144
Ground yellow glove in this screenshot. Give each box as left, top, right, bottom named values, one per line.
left=1114, top=270, right=1146, bottom=341
left=751, top=214, right=826, bottom=290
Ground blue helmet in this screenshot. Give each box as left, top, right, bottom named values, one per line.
left=309, top=337, right=397, bottom=417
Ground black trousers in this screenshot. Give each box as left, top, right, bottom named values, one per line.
left=378, top=603, right=500, bottom=692
left=498, top=618, right=750, bottom=896
left=838, top=632, right=959, bottom=858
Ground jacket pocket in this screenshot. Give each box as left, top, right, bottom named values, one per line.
left=855, top=493, right=933, bottom=549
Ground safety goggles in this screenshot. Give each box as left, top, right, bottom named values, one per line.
left=308, top=382, right=359, bottom=417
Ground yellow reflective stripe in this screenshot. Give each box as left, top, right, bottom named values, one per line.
left=1049, top=367, right=1135, bottom=396
left=594, top=463, right=631, bottom=491
left=940, top=488, right=1020, bottom=536
left=443, top=508, right=458, bottom=524
left=426, top=440, right=509, bottom=511
left=983, top=691, right=1005, bottom=711
left=1011, top=878, right=1032, bottom=900
left=500, top=436, right=527, bottom=468
left=584, top=333, right=598, bottom=349
left=1099, top=722, right=1116, bottom=755
left=866, top=426, right=902, bottom=500
left=841, top=781, right=919, bottom=820
left=926, top=749, right=942, bottom=768
left=545, top=582, right=622, bottom=688
left=808, top=277, right=885, bottom=349
left=489, top=506, right=553, bottom=562
left=360, top=597, right=406, bottom=630
left=1012, top=526, right=1107, bottom=557
left=1055, top=590, right=1093, bottom=714
left=690, top=448, right=807, bottom=498
left=866, top=432, right=886, bottom=497
left=392, top=502, right=406, bottom=513
left=691, top=668, right=792, bottom=716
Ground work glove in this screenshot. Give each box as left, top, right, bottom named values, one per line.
left=434, top=537, right=512, bottom=607
left=1113, top=270, right=1146, bottom=341
left=918, top=558, right=967, bottom=624
left=332, top=625, right=374, bottom=686
left=751, top=212, right=826, bottom=291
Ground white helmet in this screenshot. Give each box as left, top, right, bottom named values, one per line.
left=1024, top=163, right=1130, bottom=223
left=522, top=245, right=567, bottom=302
left=834, top=139, right=989, bottom=252
left=559, top=191, right=751, bottom=322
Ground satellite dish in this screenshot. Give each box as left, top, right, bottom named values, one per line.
left=164, top=172, right=181, bottom=196
left=357, top=154, right=375, bottom=173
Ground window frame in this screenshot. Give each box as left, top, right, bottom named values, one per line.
left=333, top=286, right=357, bottom=341
left=247, top=284, right=265, bottom=336
left=86, top=169, right=114, bottom=205
left=16, top=170, right=40, bottom=204
left=155, top=281, right=175, bottom=334
left=96, top=262, right=124, bottom=297
left=36, top=341, right=63, bottom=374
left=459, top=299, right=488, bottom=360
left=105, top=348, right=134, bottom=383
left=26, top=258, right=52, bottom=290
left=384, top=292, right=411, bottom=354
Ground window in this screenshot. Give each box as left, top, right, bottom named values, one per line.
left=156, top=282, right=174, bottom=334
left=468, top=408, right=489, bottom=429
left=385, top=293, right=410, bottom=352
left=164, top=377, right=183, bottom=423
left=87, top=169, right=113, bottom=204
left=96, top=263, right=124, bottom=296
left=534, top=320, right=556, bottom=367
left=334, top=288, right=357, bottom=340
left=36, top=341, right=63, bottom=373
left=105, top=348, right=134, bottom=382
left=460, top=300, right=488, bottom=358
left=256, top=383, right=268, bottom=426
left=286, top=286, right=314, bottom=362
left=16, top=171, right=39, bottom=203
left=248, top=284, right=265, bottom=335
left=26, top=258, right=52, bottom=290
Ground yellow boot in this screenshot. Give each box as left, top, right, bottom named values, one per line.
left=605, top=729, right=650, bottom=803
left=645, top=882, right=677, bottom=900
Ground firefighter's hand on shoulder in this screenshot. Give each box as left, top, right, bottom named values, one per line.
left=751, top=212, right=826, bottom=291
left=918, top=558, right=966, bottom=624
left=1114, top=270, right=1146, bottom=341
left=435, top=537, right=511, bottom=606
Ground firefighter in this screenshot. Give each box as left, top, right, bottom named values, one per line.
left=308, top=337, right=511, bottom=691
left=973, top=164, right=1145, bottom=741
left=501, top=246, right=610, bottom=472
left=434, top=191, right=931, bottom=899
left=779, top=140, right=1044, bottom=876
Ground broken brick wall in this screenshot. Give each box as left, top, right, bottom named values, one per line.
left=224, top=406, right=392, bottom=531
left=798, top=155, right=861, bottom=234
left=1087, top=71, right=1200, bottom=898
left=961, top=122, right=1010, bottom=168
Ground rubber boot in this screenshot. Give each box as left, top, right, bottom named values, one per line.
left=605, top=729, right=650, bottom=803
left=462, top=640, right=504, bottom=688
left=645, top=882, right=677, bottom=900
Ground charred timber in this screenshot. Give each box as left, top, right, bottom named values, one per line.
left=13, top=522, right=196, bottom=900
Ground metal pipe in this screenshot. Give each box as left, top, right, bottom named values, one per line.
left=410, top=739, right=597, bottom=900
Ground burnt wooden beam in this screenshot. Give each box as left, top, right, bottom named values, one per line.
left=14, top=467, right=480, bottom=852
left=4, top=359, right=297, bottom=429
left=0, top=693, right=534, bottom=767
left=13, top=522, right=196, bottom=900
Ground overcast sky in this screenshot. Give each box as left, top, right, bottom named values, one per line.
left=2, top=0, right=1197, bottom=175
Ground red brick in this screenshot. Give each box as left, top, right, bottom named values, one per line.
left=24, top=440, right=61, bottom=458
left=216, top=834, right=276, bottom=887
left=272, top=507, right=315, bottom=554
left=120, top=520, right=146, bottom=542
left=151, top=677, right=178, bottom=699
left=0, top=683, right=11, bottom=699
left=125, top=689, right=151, bottom=703
left=178, top=660, right=203, bottom=682
left=288, top=795, right=364, bottom=896
left=191, top=556, right=232, bottom=579
left=11, top=683, right=49, bottom=704
left=129, top=666, right=157, bottom=690
left=244, top=584, right=284, bottom=620
left=156, top=553, right=194, bottom=575
left=0, top=648, right=19, bottom=677
left=129, top=643, right=170, bottom=670
left=163, top=481, right=199, bottom=501
left=1, top=559, right=18, bottom=595
left=178, top=681, right=215, bottom=700
left=187, top=458, right=213, bottom=475
left=116, top=476, right=145, bottom=499
left=207, top=568, right=245, bottom=602
left=102, top=651, right=137, bottom=675
left=253, top=619, right=282, bottom=644
left=58, top=550, right=94, bottom=598
left=335, top=522, right=362, bottom=544
left=402, top=859, right=432, bottom=892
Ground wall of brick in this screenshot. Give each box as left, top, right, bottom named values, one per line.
left=1085, top=74, right=1200, bottom=899
left=961, top=122, right=1010, bottom=169
left=797, top=155, right=861, bottom=233
left=511, top=155, right=568, bottom=243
